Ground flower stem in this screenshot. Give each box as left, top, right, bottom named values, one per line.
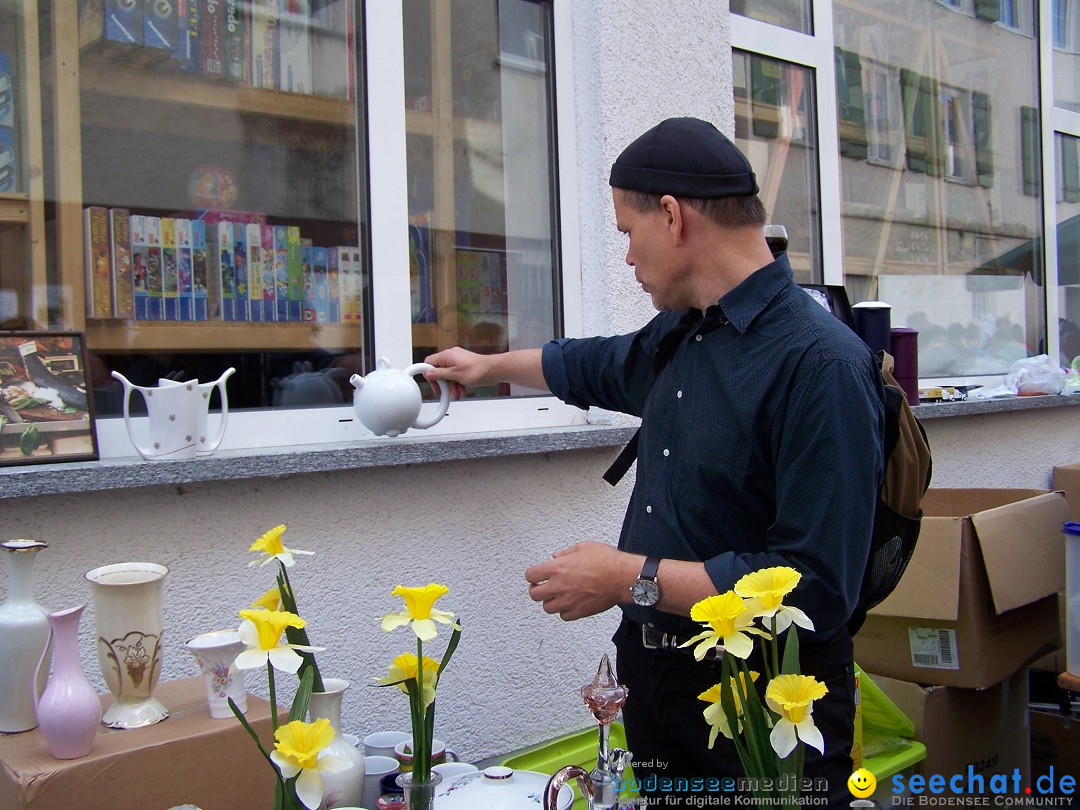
left=415, top=635, right=429, bottom=781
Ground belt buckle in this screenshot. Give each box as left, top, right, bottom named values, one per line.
left=641, top=625, right=677, bottom=652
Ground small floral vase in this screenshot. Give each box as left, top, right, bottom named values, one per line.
left=185, top=629, right=247, bottom=718
left=34, top=604, right=101, bottom=759
left=396, top=770, right=442, bottom=810
left=307, top=677, right=365, bottom=808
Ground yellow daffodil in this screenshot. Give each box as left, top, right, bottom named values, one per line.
left=734, top=567, right=815, bottom=634
left=765, top=674, right=828, bottom=757
left=381, top=583, right=457, bottom=642
left=251, top=585, right=284, bottom=612
left=248, top=524, right=314, bottom=568
left=376, top=653, right=440, bottom=707
left=680, top=591, right=769, bottom=660
left=699, top=670, right=760, bottom=748
left=270, top=718, right=352, bottom=810
left=235, top=609, right=324, bottom=674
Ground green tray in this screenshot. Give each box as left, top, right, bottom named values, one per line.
left=500, top=722, right=638, bottom=809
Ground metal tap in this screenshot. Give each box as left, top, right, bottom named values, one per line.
left=544, top=655, right=633, bottom=810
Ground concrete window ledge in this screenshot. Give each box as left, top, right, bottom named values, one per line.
left=2, top=394, right=1077, bottom=501
left=0, top=424, right=639, bottom=500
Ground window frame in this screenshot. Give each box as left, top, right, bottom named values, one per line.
left=95, top=0, right=585, bottom=458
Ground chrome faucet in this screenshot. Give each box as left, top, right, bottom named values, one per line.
left=544, top=655, right=633, bottom=810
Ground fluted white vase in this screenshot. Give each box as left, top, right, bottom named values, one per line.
left=0, top=540, right=51, bottom=732
left=308, top=677, right=365, bottom=809
left=86, top=562, right=169, bottom=728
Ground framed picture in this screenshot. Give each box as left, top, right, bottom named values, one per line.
left=0, top=332, right=98, bottom=466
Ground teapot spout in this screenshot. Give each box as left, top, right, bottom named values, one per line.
left=349, top=373, right=365, bottom=391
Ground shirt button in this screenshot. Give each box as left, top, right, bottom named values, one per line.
left=677, top=391, right=683, bottom=398
left=646, top=505, right=653, bottom=513
left=695, top=334, right=702, bottom=342
left=663, top=449, right=670, bottom=456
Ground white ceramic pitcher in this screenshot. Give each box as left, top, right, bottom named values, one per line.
left=110, top=371, right=202, bottom=461
left=159, top=367, right=235, bottom=456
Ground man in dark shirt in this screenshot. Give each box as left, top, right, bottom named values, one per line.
left=424, top=117, right=884, bottom=807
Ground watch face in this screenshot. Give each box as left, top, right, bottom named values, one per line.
left=631, top=578, right=660, bottom=607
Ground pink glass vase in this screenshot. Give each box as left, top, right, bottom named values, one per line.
left=34, top=605, right=101, bottom=759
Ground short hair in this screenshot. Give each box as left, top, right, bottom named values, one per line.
left=619, top=189, right=768, bottom=228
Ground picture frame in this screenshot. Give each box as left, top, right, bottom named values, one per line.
left=0, top=331, right=98, bottom=466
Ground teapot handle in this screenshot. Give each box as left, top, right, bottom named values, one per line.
left=203, top=367, right=236, bottom=453
left=110, top=371, right=157, bottom=460
left=404, top=362, right=451, bottom=430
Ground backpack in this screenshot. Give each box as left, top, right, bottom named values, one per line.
left=601, top=328, right=933, bottom=636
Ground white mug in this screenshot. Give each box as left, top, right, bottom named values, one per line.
left=363, top=730, right=410, bottom=758
left=393, top=738, right=459, bottom=772
left=432, top=762, right=479, bottom=780
left=362, top=755, right=399, bottom=809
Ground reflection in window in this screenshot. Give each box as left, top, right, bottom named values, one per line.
left=1053, top=0, right=1080, bottom=111
left=730, top=0, right=813, bottom=34
left=732, top=52, right=821, bottom=282
left=403, top=0, right=560, bottom=397
left=834, top=0, right=1043, bottom=379
left=1056, top=134, right=1080, bottom=366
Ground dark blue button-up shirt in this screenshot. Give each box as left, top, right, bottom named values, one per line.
left=542, top=255, right=884, bottom=639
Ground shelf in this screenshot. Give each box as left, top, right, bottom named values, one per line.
left=78, top=59, right=355, bottom=128
left=0, top=194, right=30, bottom=226
left=85, top=322, right=364, bottom=353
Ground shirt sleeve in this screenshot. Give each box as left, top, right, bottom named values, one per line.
left=702, top=356, right=885, bottom=635
left=541, top=313, right=680, bottom=415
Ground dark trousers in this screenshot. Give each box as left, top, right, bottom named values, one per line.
left=614, top=618, right=855, bottom=809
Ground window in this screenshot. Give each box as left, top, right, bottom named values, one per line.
left=730, top=0, right=814, bottom=34
left=834, top=0, right=1044, bottom=379
left=10, top=1, right=571, bottom=458
left=733, top=51, right=822, bottom=282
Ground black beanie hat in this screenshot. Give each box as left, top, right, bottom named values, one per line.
left=608, top=117, right=759, bottom=198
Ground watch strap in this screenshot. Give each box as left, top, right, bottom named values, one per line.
left=639, top=556, right=660, bottom=583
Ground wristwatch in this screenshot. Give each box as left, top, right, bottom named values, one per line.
left=630, top=556, right=661, bottom=607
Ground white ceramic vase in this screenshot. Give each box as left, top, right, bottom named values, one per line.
left=85, top=562, right=169, bottom=728
left=0, top=540, right=51, bottom=732
left=186, top=629, right=247, bottom=718
left=308, top=677, right=365, bottom=809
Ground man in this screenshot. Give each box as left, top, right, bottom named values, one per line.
left=424, top=117, right=884, bottom=807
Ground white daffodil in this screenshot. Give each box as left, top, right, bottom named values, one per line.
left=234, top=609, right=323, bottom=674
left=248, top=524, right=314, bottom=568
left=765, top=674, right=828, bottom=757
left=270, top=718, right=352, bottom=810
left=680, top=591, right=769, bottom=660
left=381, top=583, right=458, bottom=642
left=734, top=567, right=815, bottom=634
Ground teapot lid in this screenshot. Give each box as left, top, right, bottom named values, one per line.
left=434, top=766, right=573, bottom=810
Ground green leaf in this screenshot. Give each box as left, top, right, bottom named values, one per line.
left=781, top=625, right=801, bottom=675
left=437, top=621, right=463, bottom=679
left=277, top=564, right=324, bottom=692
left=228, top=696, right=275, bottom=767
left=19, top=423, right=40, bottom=456
left=290, top=665, right=315, bottom=723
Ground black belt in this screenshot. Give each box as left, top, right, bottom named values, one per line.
left=638, top=622, right=721, bottom=661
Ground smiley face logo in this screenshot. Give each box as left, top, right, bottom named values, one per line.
left=848, top=768, right=877, bottom=798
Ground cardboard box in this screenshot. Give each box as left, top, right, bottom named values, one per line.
left=854, top=488, right=1067, bottom=688
left=1052, top=463, right=1080, bottom=521
left=867, top=669, right=1030, bottom=795
left=1030, top=708, right=1080, bottom=797
left=0, top=677, right=282, bottom=810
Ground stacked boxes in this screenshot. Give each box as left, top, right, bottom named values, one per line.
left=855, top=488, right=1070, bottom=803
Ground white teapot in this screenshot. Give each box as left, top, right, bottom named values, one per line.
left=349, top=356, right=451, bottom=437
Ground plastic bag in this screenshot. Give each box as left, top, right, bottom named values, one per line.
left=1004, top=354, right=1067, bottom=395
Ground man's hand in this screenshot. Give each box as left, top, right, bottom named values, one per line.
left=424, top=347, right=548, bottom=399
left=524, top=541, right=639, bottom=621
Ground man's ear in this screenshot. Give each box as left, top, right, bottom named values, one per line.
left=659, top=194, right=685, bottom=245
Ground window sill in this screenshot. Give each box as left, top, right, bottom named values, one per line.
left=0, top=423, right=639, bottom=500
left=4, top=394, right=1078, bottom=500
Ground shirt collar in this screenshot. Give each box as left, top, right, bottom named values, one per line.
left=714, top=253, right=793, bottom=334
